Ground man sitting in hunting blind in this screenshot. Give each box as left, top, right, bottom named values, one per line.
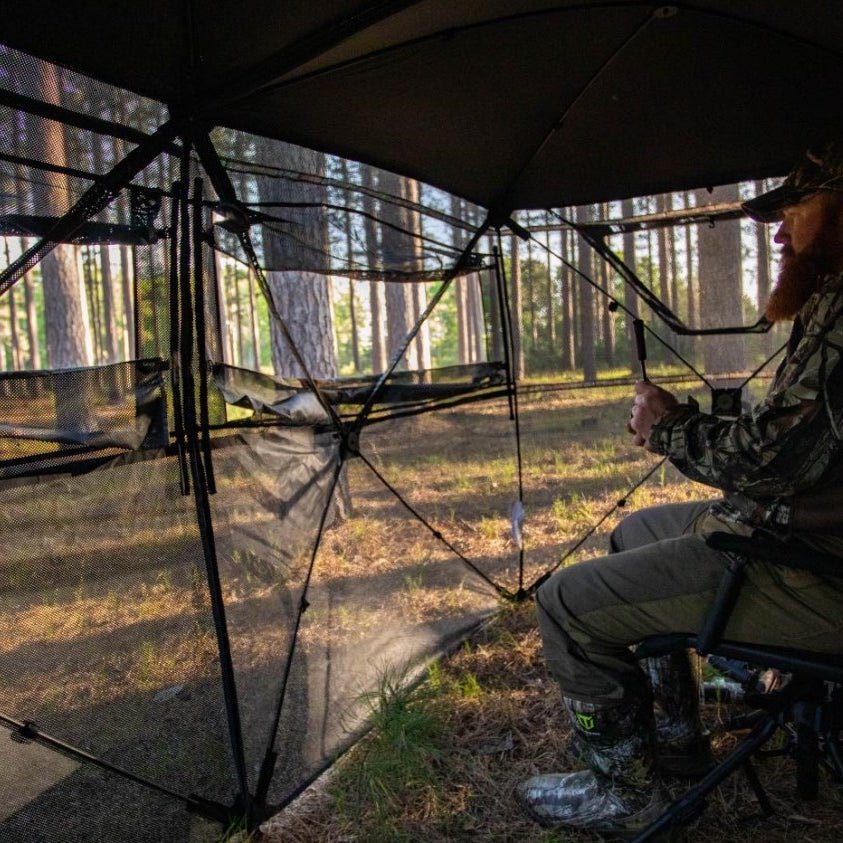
left=519, top=141, right=843, bottom=836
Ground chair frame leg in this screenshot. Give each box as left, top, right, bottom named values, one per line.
left=630, top=714, right=779, bottom=843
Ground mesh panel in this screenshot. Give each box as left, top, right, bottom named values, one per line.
left=265, top=448, right=500, bottom=808
left=0, top=454, right=239, bottom=824
left=210, top=129, right=487, bottom=281
left=209, top=426, right=341, bottom=793
left=0, top=360, right=167, bottom=479
left=0, top=727, right=214, bottom=843
left=0, top=44, right=166, bottom=134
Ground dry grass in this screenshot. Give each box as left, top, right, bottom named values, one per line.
left=263, top=602, right=843, bottom=843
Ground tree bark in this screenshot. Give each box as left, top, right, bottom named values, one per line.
left=696, top=185, right=745, bottom=375
left=247, top=266, right=262, bottom=370
left=214, top=249, right=232, bottom=364
left=544, top=214, right=556, bottom=353
left=576, top=205, right=597, bottom=382
left=340, top=160, right=360, bottom=372
left=378, top=170, right=415, bottom=369
left=403, top=178, right=432, bottom=371
left=753, top=179, right=774, bottom=354
left=38, top=62, right=90, bottom=369
left=360, top=165, right=387, bottom=372
left=657, top=194, right=673, bottom=311
left=560, top=224, right=576, bottom=371
left=600, top=250, right=615, bottom=367
left=24, top=271, right=41, bottom=370
left=621, top=197, right=640, bottom=373
left=119, top=246, right=134, bottom=359
left=258, top=142, right=337, bottom=379
left=599, top=203, right=615, bottom=367
left=683, top=192, right=697, bottom=330
left=509, top=235, right=525, bottom=379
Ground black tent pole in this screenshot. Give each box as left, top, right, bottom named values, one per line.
left=174, top=131, right=253, bottom=824
left=492, top=245, right=516, bottom=422
left=493, top=231, right=526, bottom=598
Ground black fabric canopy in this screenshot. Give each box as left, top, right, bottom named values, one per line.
left=3, top=2, right=843, bottom=210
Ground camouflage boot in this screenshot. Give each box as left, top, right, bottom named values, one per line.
left=518, top=697, right=669, bottom=838
left=641, top=651, right=714, bottom=777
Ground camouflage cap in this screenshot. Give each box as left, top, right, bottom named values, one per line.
left=742, top=140, right=843, bottom=223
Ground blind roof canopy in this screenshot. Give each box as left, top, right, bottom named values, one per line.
left=3, top=1, right=843, bottom=211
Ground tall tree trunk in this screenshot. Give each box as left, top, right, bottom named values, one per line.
left=214, top=249, right=232, bottom=364
left=38, top=62, right=89, bottom=369
left=525, top=223, right=537, bottom=355
left=113, top=99, right=136, bottom=361
left=560, top=224, right=576, bottom=370
left=340, top=160, right=360, bottom=372
left=576, top=205, right=597, bottom=382
left=621, top=197, right=640, bottom=373
left=684, top=192, right=697, bottom=330
left=599, top=202, right=615, bottom=367
left=360, top=165, right=387, bottom=372
left=90, top=135, right=118, bottom=363
left=24, top=271, right=41, bottom=370
left=83, top=247, right=102, bottom=363
left=544, top=214, right=556, bottom=353
left=668, top=197, right=680, bottom=321
left=450, top=196, right=470, bottom=364
left=404, top=178, right=431, bottom=371
left=232, top=265, right=245, bottom=367
left=99, top=246, right=118, bottom=362
left=247, top=267, right=262, bottom=370
left=657, top=194, right=673, bottom=311
left=600, top=253, right=614, bottom=367
left=696, top=185, right=745, bottom=375
left=258, top=143, right=337, bottom=379
left=509, top=235, right=525, bottom=379
left=754, top=180, right=774, bottom=355
left=377, top=171, right=415, bottom=369
left=3, top=240, right=20, bottom=370
left=469, top=272, right=485, bottom=363
left=120, top=245, right=134, bottom=359
left=487, top=233, right=504, bottom=363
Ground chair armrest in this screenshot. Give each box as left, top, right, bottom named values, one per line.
left=696, top=531, right=843, bottom=654
left=705, top=532, right=843, bottom=579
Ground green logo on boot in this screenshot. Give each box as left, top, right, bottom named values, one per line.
left=575, top=712, right=595, bottom=731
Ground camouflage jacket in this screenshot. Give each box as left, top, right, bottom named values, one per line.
left=649, top=271, right=843, bottom=546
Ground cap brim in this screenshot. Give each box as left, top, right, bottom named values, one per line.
left=741, top=184, right=808, bottom=223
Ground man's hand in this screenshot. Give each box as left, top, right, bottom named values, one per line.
left=627, top=381, right=678, bottom=449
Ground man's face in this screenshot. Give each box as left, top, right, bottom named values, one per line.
left=765, top=192, right=843, bottom=321
left=774, top=191, right=843, bottom=264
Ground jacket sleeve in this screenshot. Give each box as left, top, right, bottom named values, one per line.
left=648, top=280, right=843, bottom=498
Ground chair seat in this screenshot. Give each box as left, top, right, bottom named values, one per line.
left=636, top=633, right=843, bottom=683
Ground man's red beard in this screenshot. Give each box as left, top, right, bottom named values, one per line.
left=765, top=219, right=843, bottom=323
left=765, top=247, right=823, bottom=322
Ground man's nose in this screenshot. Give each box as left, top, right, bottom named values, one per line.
left=773, top=222, right=789, bottom=244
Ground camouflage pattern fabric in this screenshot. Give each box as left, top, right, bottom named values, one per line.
left=650, top=271, right=843, bottom=554
left=518, top=697, right=669, bottom=833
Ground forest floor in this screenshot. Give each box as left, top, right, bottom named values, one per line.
left=262, top=601, right=843, bottom=843
left=258, top=376, right=843, bottom=843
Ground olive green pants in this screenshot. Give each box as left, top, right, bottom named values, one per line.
left=535, top=501, right=843, bottom=705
